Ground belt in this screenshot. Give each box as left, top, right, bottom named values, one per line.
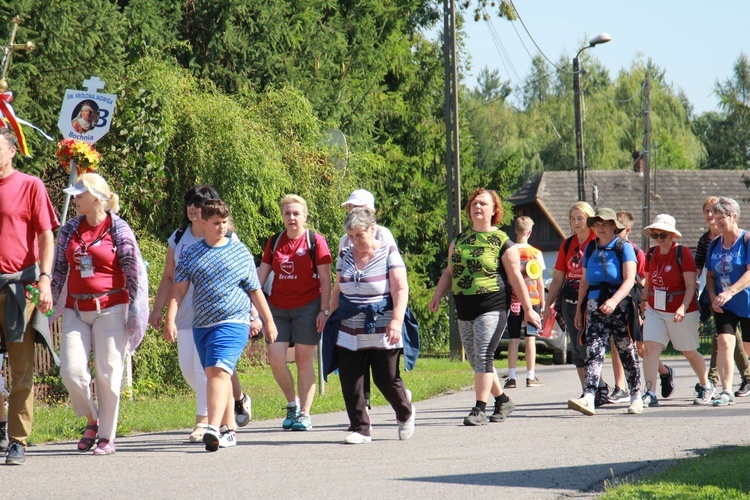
left=68, top=288, right=124, bottom=318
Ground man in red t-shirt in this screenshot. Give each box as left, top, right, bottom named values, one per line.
left=0, top=127, right=59, bottom=465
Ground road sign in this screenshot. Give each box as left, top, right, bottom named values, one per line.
left=57, top=76, right=116, bottom=144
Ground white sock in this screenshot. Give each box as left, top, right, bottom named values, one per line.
left=508, top=368, right=517, bottom=380
left=527, top=370, right=534, bottom=380
left=287, top=399, right=298, bottom=407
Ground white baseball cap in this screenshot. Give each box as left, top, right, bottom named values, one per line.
left=341, top=189, right=375, bottom=209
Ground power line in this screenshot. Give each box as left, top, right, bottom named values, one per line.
left=480, top=7, right=524, bottom=88
left=508, top=0, right=576, bottom=74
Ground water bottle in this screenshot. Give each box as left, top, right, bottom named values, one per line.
left=25, top=284, right=54, bottom=317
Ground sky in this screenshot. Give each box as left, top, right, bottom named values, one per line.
left=458, top=1, right=750, bottom=115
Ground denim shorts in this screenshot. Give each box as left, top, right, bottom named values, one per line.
left=193, top=322, right=249, bottom=374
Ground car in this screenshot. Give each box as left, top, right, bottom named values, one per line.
left=494, top=281, right=571, bottom=365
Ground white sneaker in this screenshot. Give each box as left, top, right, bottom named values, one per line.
left=218, top=427, right=237, bottom=448
left=344, top=432, right=372, bottom=445
left=405, top=388, right=412, bottom=402
left=628, top=398, right=644, bottom=414
left=397, top=405, right=416, bottom=441
left=567, top=396, right=595, bottom=416
left=202, top=426, right=220, bottom=452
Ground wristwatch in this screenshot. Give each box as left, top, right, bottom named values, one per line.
left=322, top=309, right=330, bottom=316
left=249, top=313, right=259, bottom=322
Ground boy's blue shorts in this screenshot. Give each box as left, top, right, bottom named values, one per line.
left=193, top=322, right=249, bottom=374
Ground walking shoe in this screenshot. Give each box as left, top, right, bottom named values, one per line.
left=282, top=404, right=299, bottom=430
left=712, top=391, right=735, bottom=406
left=568, top=396, right=595, bottom=416
left=463, top=407, right=488, bottom=426
left=735, top=378, right=750, bottom=397
left=694, top=382, right=715, bottom=405
left=627, top=398, right=644, bottom=414
left=291, top=412, right=313, bottom=431
left=0, top=421, right=8, bottom=451
left=5, top=441, right=25, bottom=465
left=503, top=378, right=517, bottom=389
left=489, top=399, right=516, bottom=422
left=343, top=432, right=372, bottom=445
left=92, top=439, right=116, bottom=456
left=660, top=365, right=675, bottom=399
left=526, top=377, right=543, bottom=388
left=189, top=423, right=207, bottom=443
left=607, top=386, right=629, bottom=404
left=234, top=393, right=252, bottom=427
left=202, top=426, right=220, bottom=452
left=594, top=383, right=611, bottom=408
left=218, top=427, right=237, bottom=448
left=397, top=405, right=416, bottom=440
left=642, top=392, right=659, bottom=408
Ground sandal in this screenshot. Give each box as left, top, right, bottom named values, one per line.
left=189, top=423, right=208, bottom=443
left=77, top=423, right=98, bottom=452
left=92, top=439, right=115, bottom=456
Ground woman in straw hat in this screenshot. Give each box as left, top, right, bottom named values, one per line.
left=640, top=214, right=713, bottom=407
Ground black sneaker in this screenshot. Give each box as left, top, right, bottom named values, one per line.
left=234, top=393, right=251, bottom=427
left=594, top=383, right=611, bottom=408
left=462, top=407, right=488, bottom=426
left=503, top=378, right=517, bottom=389
left=489, top=399, right=516, bottom=422
left=5, top=441, right=25, bottom=465
left=660, top=365, right=675, bottom=399
left=735, top=379, right=750, bottom=398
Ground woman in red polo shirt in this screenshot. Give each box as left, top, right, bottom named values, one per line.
left=51, top=173, right=148, bottom=456
left=258, top=194, right=332, bottom=432
left=640, top=214, right=712, bottom=407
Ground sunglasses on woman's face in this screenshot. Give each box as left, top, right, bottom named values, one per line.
left=650, top=232, right=669, bottom=240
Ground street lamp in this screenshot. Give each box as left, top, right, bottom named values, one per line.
left=574, top=33, right=611, bottom=202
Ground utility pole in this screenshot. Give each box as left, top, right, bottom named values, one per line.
left=641, top=71, right=651, bottom=250
left=443, top=0, right=462, bottom=360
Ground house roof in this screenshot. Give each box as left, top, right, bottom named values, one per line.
left=509, top=170, right=750, bottom=247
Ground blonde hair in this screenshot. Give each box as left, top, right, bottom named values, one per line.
left=703, top=196, right=719, bottom=211
left=280, top=194, right=308, bottom=218
left=616, top=211, right=635, bottom=229
left=569, top=201, right=595, bottom=219
left=78, top=173, right=120, bottom=213
left=515, top=216, right=534, bottom=234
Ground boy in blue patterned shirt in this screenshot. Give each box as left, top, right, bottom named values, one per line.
left=165, top=200, right=277, bottom=451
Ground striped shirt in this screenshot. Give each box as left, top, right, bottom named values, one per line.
left=336, top=244, right=405, bottom=351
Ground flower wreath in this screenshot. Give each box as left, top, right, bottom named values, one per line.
left=56, top=138, right=101, bottom=175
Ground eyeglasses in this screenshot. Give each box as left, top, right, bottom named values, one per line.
left=650, top=232, right=669, bottom=240
left=714, top=214, right=733, bottom=222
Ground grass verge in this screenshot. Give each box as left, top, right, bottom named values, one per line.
left=29, top=357, right=475, bottom=446
left=601, top=446, right=750, bottom=499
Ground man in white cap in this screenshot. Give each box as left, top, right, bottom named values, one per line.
left=338, top=189, right=397, bottom=253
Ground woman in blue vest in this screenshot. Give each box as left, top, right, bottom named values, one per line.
left=705, top=196, right=750, bottom=406
left=568, top=207, right=643, bottom=416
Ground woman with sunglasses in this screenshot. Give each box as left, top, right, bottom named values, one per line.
left=705, top=197, right=750, bottom=406
left=430, top=188, right=540, bottom=425
left=640, top=215, right=712, bottom=407
left=568, top=208, right=642, bottom=416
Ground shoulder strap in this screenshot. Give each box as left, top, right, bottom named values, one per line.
left=307, top=229, right=317, bottom=270
left=226, top=229, right=234, bottom=239
left=584, top=240, right=596, bottom=261
left=269, top=231, right=284, bottom=253
left=173, top=224, right=189, bottom=245
left=646, top=246, right=656, bottom=264
left=563, top=235, right=575, bottom=254
left=675, top=244, right=683, bottom=272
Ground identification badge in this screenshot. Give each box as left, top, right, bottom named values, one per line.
left=79, top=255, right=95, bottom=278
left=654, top=290, right=667, bottom=311
left=720, top=275, right=732, bottom=292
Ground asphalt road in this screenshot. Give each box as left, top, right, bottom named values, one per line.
left=5, top=358, right=750, bottom=499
